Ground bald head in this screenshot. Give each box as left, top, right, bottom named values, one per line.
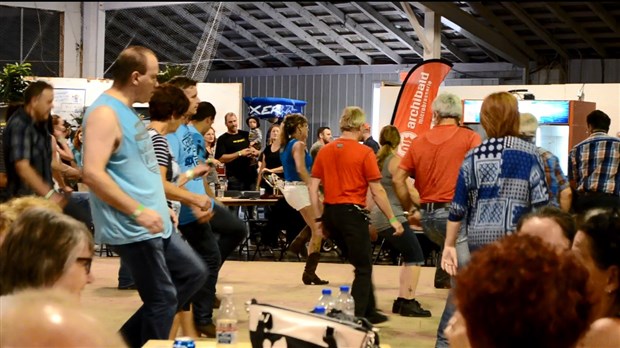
left=0, top=289, right=126, bottom=347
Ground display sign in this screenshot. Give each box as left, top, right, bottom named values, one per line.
left=463, top=100, right=570, bottom=124
left=242, top=97, right=307, bottom=123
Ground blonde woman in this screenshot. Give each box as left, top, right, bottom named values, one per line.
left=280, top=114, right=328, bottom=285
left=370, top=125, right=431, bottom=317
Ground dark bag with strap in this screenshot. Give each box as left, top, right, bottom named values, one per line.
left=249, top=299, right=380, bottom=348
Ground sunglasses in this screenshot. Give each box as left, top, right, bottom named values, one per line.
left=76, top=257, right=93, bottom=274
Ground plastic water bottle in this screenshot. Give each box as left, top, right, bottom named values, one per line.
left=316, top=288, right=335, bottom=312
left=313, top=306, right=326, bottom=315
left=335, top=285, right=355, bottom=316
left=216, top=286, right=237, bottom=346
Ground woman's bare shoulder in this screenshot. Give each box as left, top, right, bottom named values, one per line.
left=578, top=318, right=620, bottom=347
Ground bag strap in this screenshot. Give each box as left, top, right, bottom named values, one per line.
left=323, top=326, right=337, bottom=348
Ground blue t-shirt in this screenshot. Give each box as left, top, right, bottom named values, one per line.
left=280, top=139, right=312, bottom=182
left=83, top=94, right=172, bottom=245
left=167, top=123, right=205, bottom=225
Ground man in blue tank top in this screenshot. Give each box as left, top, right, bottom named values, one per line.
left=81, top=46, right=206, bottom=348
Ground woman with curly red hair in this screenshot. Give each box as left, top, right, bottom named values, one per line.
left=447, top=234, right=592, bottom=348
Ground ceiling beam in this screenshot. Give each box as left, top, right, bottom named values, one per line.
left=352, top=2, right=424, bottom=58
left=197, top=3, right=294, bottom=67
left=317, top=2, right=403, bottom=64
left=284, top=2, right=372, bottom=65
left=102, top=2, right=200, bottom=11
left=168, top=5, right=266, bottom=68
left=545, top=3, right=606, bottom=58
left=587, top=3, right=620, bottom=35
left=395, top=2, right=469, bottom=62
left=213, top=52, right=241, bottom=70
left=252, top=3, right=344, bottom=65
left=500, top=2, right=569, bottom=60
left=466, top=2, right=537, bottom=60
left=417, top=2, right=529, bottom=66
left=223, top=3, right=318, bottom=66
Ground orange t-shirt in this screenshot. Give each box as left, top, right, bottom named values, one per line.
left=312, top=138, right=381, bottom=206
left=399, top=125, right=481, bottom=203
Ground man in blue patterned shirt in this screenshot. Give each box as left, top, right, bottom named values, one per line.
left=568, top=110, right=620, bottom=214
left=519, top=113, right=572, bottom=211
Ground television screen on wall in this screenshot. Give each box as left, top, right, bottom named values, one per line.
left=463, top=100, right=570, bottom=124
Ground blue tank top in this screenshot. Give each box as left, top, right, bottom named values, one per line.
left=280, top=139, right=312, bottom=182
left=83, top=94, right=173, bottom=245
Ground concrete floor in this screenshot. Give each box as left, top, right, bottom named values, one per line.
left=82, top=252, right=449, bottom=348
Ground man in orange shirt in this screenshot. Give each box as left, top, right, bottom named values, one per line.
left=393, top=92, right=481, bottom=347
left=310, top=106, right=403, bottom=324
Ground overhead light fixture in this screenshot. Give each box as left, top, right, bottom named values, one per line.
left=395, top=24, right=402, bottom=29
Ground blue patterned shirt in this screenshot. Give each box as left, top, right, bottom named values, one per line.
left=568, top=132, right=620, bottom=196
left=449, top=136, right=549, bottom=248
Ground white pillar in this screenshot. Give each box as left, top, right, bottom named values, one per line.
left=423, top=9, right=441, bottom=60
left=81, top=2, right=106, bottom=78
left=62, top=3, right=82, bottom=77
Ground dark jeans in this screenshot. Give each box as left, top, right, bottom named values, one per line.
left=63, top=191, right=94, bottom=230
left=118, top=258, right=134, bottom=288
left=179, top=221, right=221, bottom=326
left=435, top=238, right=473, bottom=348
left=209, top=202, right=247, bottom=264
left=323, top=204, right=376, bottom=317
left=112, top=233, right=206, bottom=348
left=420, top=207, right=451, bottom=286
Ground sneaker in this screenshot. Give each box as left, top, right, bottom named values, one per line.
left=366, top=311, right=389, bottom=325
left=399, top=299, right=432, bottom=317
left=196, top=323, right=216, bottom=338
left=392, top=297, right=405, bottom=314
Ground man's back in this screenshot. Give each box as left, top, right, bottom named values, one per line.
left=569, top=133, right=620, bottom=196
left=401, top=125, right=481, bottom=203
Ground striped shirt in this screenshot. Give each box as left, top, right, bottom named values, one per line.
left=538, top=147, right=569, bottom=208
left=568, top=132, right=620, bottom=196
left=148, top=129, right=180, bottom=213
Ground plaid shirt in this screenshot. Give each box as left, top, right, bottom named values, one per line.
left=538, top=147, right=569, bottom=207
left=568, top=132, right=620, bottom=196
left=2, top=107, right=53, bottom=197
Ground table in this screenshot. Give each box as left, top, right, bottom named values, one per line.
left=143, top=340, right=250, bottom=348
left=218, top=197, right=280, bottom=207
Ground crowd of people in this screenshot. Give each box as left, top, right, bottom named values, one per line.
left=0, top=44, right=619, bottom=347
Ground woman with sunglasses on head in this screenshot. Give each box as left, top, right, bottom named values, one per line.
left=0, top=207, right=94, bottom=298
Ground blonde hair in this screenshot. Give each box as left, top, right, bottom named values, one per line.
left=339, top=106, right=366, bottom=132
left=0, top=196, right=63, bottom=242
left=480, top=92, right=520, bottom=138
left=377, top=125, right=400, bottom=169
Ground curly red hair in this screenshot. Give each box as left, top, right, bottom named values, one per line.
left=455, top=234, right=592, bottom=348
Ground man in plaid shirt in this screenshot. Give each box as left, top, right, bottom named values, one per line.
left=568, top=110, right=620, bottom=213
left=519, top=113, right=572, bottom=211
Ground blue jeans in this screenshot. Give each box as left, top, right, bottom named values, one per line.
left=208, top=203, right=247, bottom=265
left=435, top=234, right=472, bottom=348
left=112, top=233, right=207, bottom=348
left=118, top=258, right=134, bottom=288
left=64, top=191, right=93, bottom=230
left=178, top=220, right=221, bottom=326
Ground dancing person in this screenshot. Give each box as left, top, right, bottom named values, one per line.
left=310, top=106, right=403, bottom=324
left=370, top=125, right=431, bottom=317
left=280, top=114, right=328, bottom=285
left=81, top=46, right=206, bottom=347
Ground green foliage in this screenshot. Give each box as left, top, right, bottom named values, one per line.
left=0, top=62, right=33, bottom=103
left=157, top=64, right=187, bottom=84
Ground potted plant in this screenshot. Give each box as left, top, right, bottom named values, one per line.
left=0, top=62, right=33, bottom=122
left=157, top=64, right=187, bottom=84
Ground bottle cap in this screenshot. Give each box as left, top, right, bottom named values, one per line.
left=222, top=285, right=234, bottom=295
left=321, top=288, right=332, bottom=295
left=313, top=306, right=326, bottom=314
left=339, top=285, right=350, bottom=293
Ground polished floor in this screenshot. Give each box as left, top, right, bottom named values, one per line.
left=82, top=250, right=449, bottom=348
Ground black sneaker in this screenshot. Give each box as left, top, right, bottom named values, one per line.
left=366, top=311, right=389, bottom=325
left=392, top=297, right=405, bottom=314
left=399, top=299, right=432, bottom=317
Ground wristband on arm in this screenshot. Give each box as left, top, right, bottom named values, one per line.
left=44, top=189, right=56, bottom=200
left=131, top=204, right=145, bottom=220
left=388, top=216, right=398, bottom=224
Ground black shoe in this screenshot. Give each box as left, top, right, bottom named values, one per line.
left=399, top=299, right=432, bottom=317
left=196, top=323, right=216, bottom=338
left=117, top=284, right=137, bottom=290
left=392, top=297, right=405, bottom=314
left=366, top=311, right=389, bottom=325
